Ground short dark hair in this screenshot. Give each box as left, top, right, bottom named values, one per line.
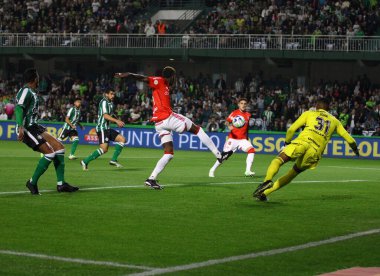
left=238, top=98, right=248, bottom=103
left=162, top=66, right=176, bottom=79
left=23, top=68, right=38, bottom=83
left=74, top=97, right=82, bottom=102
left=104, top=88, right=114, bottom=94
left=316, top=98, right=329, bottom=110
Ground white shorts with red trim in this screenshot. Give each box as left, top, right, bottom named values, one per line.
left=155, top=112, right=193, bottom=144
left=223, top=138, right=254, bottom=153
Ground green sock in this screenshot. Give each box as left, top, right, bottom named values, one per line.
left=70, top=139, right=79, bottom=155
left=53, top=152, right=65, bottom=184
left=31, top=156, right=52, bottom=185
left=84, top=148, right=104, bottom=164
left=111, top=144, right=123, bottom=162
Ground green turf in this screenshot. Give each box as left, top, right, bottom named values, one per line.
left=0, top=140, right=379, bottom=275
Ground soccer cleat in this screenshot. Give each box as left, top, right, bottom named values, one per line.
left=144, top=179, right=163, bottom=190
left=217, top=150, right=233, bottom=163
left=255, top=193, right=268, bottom=202
left=57, top=182, right=79, bottom=193
left=245, top=171, right=256, bottom=177
left=68, top=154, right=77, bottom=160
left=109, top=160, right=123, bottom=168
left=26, top=180, right=40, bottom=195
left=208, top=170, right=215, bottom=178
left=253, top=180, right=273, bottom=197
left=80, top=160, right=88, bottom=171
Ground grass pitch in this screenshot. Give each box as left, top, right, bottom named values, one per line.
left=0, top=140, right=379, bottom=275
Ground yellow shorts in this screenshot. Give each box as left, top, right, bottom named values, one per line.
left=282, top=140, right=320, bottom=170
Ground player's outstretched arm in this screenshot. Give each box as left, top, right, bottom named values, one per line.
left=114, top=72, right=148, bottom=83
left=285, top=112, right=308, bottom=144
left=336, top=123, right=359, bottom=156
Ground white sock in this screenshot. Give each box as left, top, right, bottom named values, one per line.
left=196, top=128, right=220, bottom=158
left=210, top=160, right=222, bottom=173
left=149, top=154, right=174, bottom=180
left=246, top=153, right=255, bottom=172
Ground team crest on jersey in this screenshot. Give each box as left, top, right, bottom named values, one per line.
left=154, top=80, right=158, bottom=85
left=105, top=137, right=109, bottom=142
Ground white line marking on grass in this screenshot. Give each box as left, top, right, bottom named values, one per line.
left=326, top=166, right=380, bottom=171
left=127, top=228, right=380, bottom=276
left=0, top=250, right=157, bottom=270
left=0, top=180, right=370, bottom=196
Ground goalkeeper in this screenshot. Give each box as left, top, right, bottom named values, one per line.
left=253, top=98, right=359, bottom=201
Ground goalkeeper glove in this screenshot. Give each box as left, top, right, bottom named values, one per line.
left=349, top=142, right=360, bottom=156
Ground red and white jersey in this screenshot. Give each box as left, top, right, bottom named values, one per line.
left=227, top=109, right=251, bottom=139
left=148, top=76, right=172, bottom=122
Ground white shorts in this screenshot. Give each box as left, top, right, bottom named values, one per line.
left=155, top=113, right=193, bottom=144
left=223, top=138, right=253, bottom=153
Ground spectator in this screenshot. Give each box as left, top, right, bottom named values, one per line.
left=0, top=109, right=7, bottom=120
left=5, top=99, right=15, bottom=119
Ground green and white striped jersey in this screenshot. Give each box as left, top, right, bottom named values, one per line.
left=62, top=107, right=81, bottom=130
left=15, top=86, right=39, bottom=127
left=96, top=97, right=113, bottom=132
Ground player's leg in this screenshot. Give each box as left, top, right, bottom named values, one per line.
left=22, top=126, right=55, bottom=194
left=262, top=165, right=303, bottom=199
left=253, top=151, right=290, bottom=198
left=42, top=132, right=78, bottom=192
left=68, top=130, right=79, bottom=159
left=109, top=130, right=125, bottom=167
left=145, top=133, right=174, bottom=190
left=209, top=139, right=235, bottom=177
left=239, top=140, right=256, bottom=176
left=81, top=130, right=109, bottom=170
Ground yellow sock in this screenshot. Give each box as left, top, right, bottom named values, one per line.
left=264, top=168, right=299, bottom=196
left=264, top=157, right=284, bottom=182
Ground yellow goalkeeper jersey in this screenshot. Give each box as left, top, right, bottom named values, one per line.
left=286, top=109, right=356, bottom=156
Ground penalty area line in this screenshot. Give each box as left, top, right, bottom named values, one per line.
left=127, top=228, right=380, bottom=276
left=0, top=180, right=370, bottom=196
left=0, top=250, right=157, bottom=270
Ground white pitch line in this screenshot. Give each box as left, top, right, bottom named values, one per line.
left=127, top=228, right=380, bottom=276
left=0, top=250, right=157, bottom=270
left=326, top=165, right=380, bottom=171
left=0, top=180, right=370, bottom=196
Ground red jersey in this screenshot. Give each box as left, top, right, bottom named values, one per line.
left=227, top=109, right=251, bottom=139
left=148, top=76, right=172, bottom=122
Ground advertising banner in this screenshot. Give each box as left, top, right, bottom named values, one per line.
left=0, top=121, right=379, bottom=159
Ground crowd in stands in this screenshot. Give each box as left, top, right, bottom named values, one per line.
left=1, top=71, right=379, bottom=137
left=1, top=0, right=379, bottom=37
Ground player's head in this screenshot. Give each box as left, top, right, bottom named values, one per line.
left=23, top=68, right=39, bottom=87
left=238, top=98, right=248, bottom=112
left=316, top=98, right=329, bottom=111
left=162, top=66, right=176, bottom=85
left=104, top=88, right=116, bottom=101
left=74, top=98, right=82, bottom=108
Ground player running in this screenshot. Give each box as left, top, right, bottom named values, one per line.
left=81, top=89, right=126, bottom=170
left=115, top=66, right=231, bottom=189
left=58, top=98, right=84, bottom=160
left=15, top=68, right=78, bottom=195
left=253, top=98, right=360, bottom=201
left=209, top=98, right=256, bottom=177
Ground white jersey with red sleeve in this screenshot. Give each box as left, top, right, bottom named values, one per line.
left=227, top=109, right=251, bottom=139
left=148, top=76, right=172, bottom=122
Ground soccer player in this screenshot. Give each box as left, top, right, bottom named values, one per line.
left=58, top=98, right=84, bottom=160
left=115, top=66, right=231, bottom=189
left=81, top=89, right=126, bottom=170
left=15, top=68, right=79, bottom=195
left=253, top=98, right=360, bottom=201
left=209, top=98, right=256, bottom=177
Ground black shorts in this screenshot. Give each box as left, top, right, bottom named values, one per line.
left=97, top=129, right=120, bottom=144
left=22, top=124, right=47, bottom=151
left=58, top=129, right=78, bottom=140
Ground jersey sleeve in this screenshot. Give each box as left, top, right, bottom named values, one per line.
left=16, top=88, right=31, bottom=108
left=101, top=100, right=109, bottom=114
left=66, top=107, right=73, bottom=118
left=148, top=77, right=160, bottom=89
left=336, top=119, right=356, bottom=145
left=285, top=111, right=308, bottom=143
